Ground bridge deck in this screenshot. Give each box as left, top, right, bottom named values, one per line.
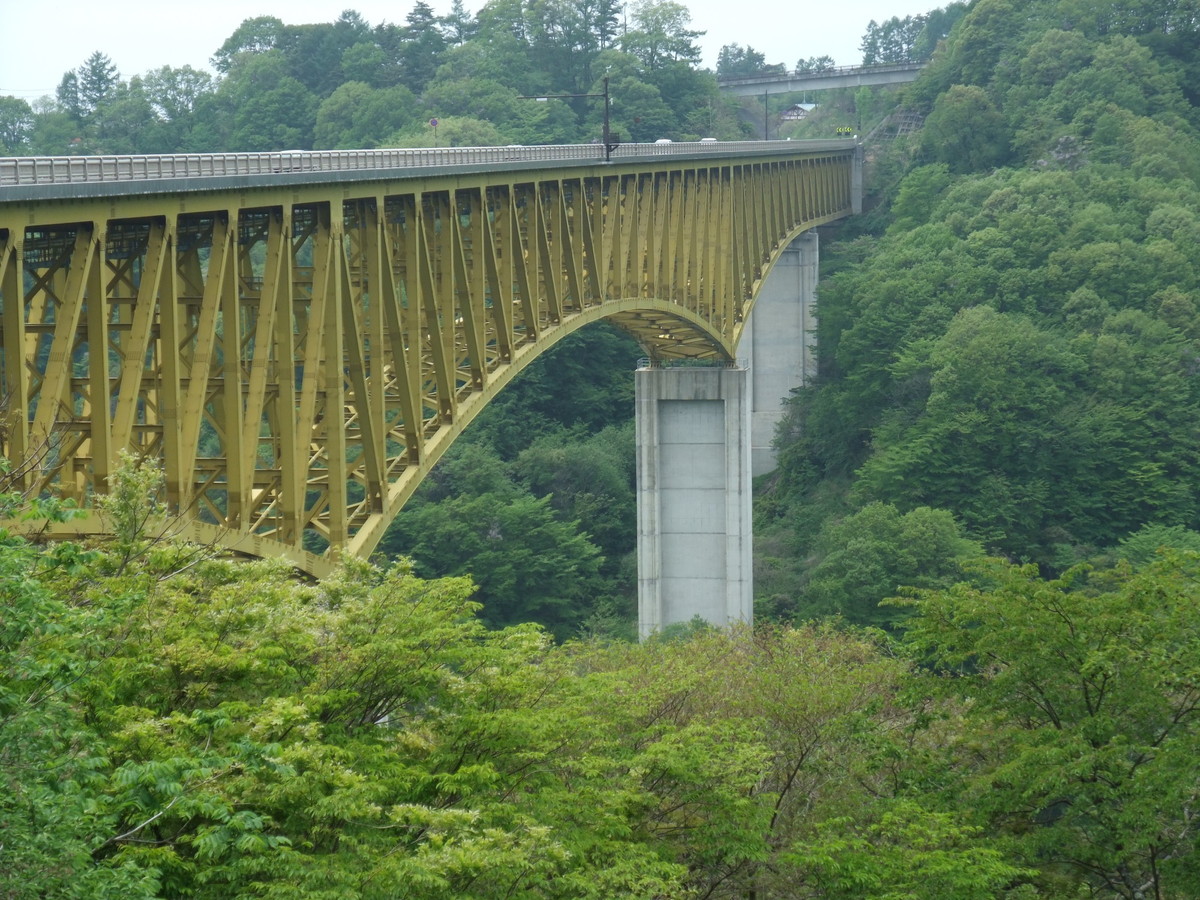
left=718, top=62, right=925, bottom=96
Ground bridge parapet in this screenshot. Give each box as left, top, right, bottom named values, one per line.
left=718, top=62, right=925, bottom=96
left=0, top=140, right=854, bottom=193
left=0, top=142, right=856, bottom=572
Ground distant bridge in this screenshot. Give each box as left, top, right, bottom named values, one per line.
left=719, top=62, right=925, bottom=97
left=0, top=141, right=859, bottom=575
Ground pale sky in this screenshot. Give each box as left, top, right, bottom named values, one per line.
left=1, top=0, right=937, bottom=101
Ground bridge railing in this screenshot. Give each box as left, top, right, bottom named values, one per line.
left=0, top=146, right=587, bottom=185
left=717, top=61, right=926, bottom=88
left=0, top=140, right=855, bottom=188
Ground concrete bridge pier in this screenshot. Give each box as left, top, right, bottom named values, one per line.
left=635, top=365, right=754, bottom=638
left=635, top=230, right=818, bottom=637
left=747, top=230, right=819, bottom=476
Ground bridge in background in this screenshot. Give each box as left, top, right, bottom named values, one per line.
left=718, top=62, right=925, bottom=97
left=0, top=141, right=859, bottom=578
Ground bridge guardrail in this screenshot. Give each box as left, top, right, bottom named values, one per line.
left=717, top=61, right=926, bottom=87
left=0, top=141, right=856, bottom=188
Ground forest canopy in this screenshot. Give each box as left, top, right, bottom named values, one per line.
left=1, top=1, right=753, bottom=155
left=0, top=0, right=965, bottom=157
left=5, top=457, right=1200, bottom=897
left=759, top=0, right=1200, bottom=629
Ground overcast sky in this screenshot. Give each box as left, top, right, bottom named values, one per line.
left=1, top=0, right=938, bottom=101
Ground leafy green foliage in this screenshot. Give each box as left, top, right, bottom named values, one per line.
left=802, top=503, right=982, bottom=628
left=860, top=9, right=967, bottom=66
left=787, top=801, right=1030, bottom=899
left=10, top=465, right=1200, bottom=899
left=716, top=44, right=786, bottom=77
left=374, top=324, right=640, bottom=638
left=0, top=480, right=155, bottom=896
left=769, top=1, right=1200, bottom=596
left=620, top=0, right=703, bottom=70
left=1113, top=523, right=1200, bottom=566
left=0, top=499, right=1003, bottom=900
left=919, top=84, right=1012, bottom=172
left=852, top=306, right=1082, bottom=557
left=901, top=555, right=1200, bottom=897
left=313, top=82, right=418, bottom=149
left=515, top=423, right=636, bottom=562
left=380, top=490, right=605, bottom=636
left=0, top=95, right=34, bottom=152
left=8, top=0, right=750, bottom=154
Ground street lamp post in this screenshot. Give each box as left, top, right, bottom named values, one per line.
left=519, top=76, right=619, bottom=161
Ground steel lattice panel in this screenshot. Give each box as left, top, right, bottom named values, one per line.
left=0, top=148, right=856, bottom=574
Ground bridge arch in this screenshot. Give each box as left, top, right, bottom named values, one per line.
left=339, top=298, right=731, bottom=567
left=0, top=142, right=857, bottom=574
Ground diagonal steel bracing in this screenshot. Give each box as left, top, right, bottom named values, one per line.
left=0, top=148, right=855, bottom=575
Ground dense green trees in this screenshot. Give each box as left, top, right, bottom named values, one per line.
left=902, top=554, right=1200, bottom=898
left=715, top=44, right=787, bottom=78
left=314, top=82, right=419, bottom=149
left=859, top=5, right=968, bottom=65
left=375, top=326, right=640, bottom=639
left=801, top=502, right=982, bottom=628
left=757, top=0, right=1200, bottom=632
left=8, top=456, right=1200, bottom=897
left=919, top=83, right=1011, bottom=171
left=0, top=478, right=987, bottom=899
left=0, top=96, right=34, bottom=152
left=380, top=490, right=607, bottom=635
left=621, top=0, right=704, bottom=70
left=4, top=0, right=756, bottom=154
left=774, top=35, right=1200, bottom=631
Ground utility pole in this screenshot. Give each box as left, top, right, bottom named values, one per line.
left=603, top=77, right=615, bottom=159
left=519, top=77, right=620, bottom=161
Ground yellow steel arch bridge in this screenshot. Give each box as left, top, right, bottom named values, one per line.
left=0, top=141, right=859, bottom=575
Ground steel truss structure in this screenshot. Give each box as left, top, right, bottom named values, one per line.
left=0, top=144, right=856, bottom=574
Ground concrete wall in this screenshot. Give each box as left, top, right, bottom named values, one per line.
left=746, top=230, right=818, bottom=477
left=636, top=365, right=753, bottom=638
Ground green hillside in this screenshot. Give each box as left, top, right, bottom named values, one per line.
left=761, top=0, right=1200, bottom=628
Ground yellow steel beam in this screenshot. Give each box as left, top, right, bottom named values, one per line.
left=0, top=150, right=855, bottom=574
